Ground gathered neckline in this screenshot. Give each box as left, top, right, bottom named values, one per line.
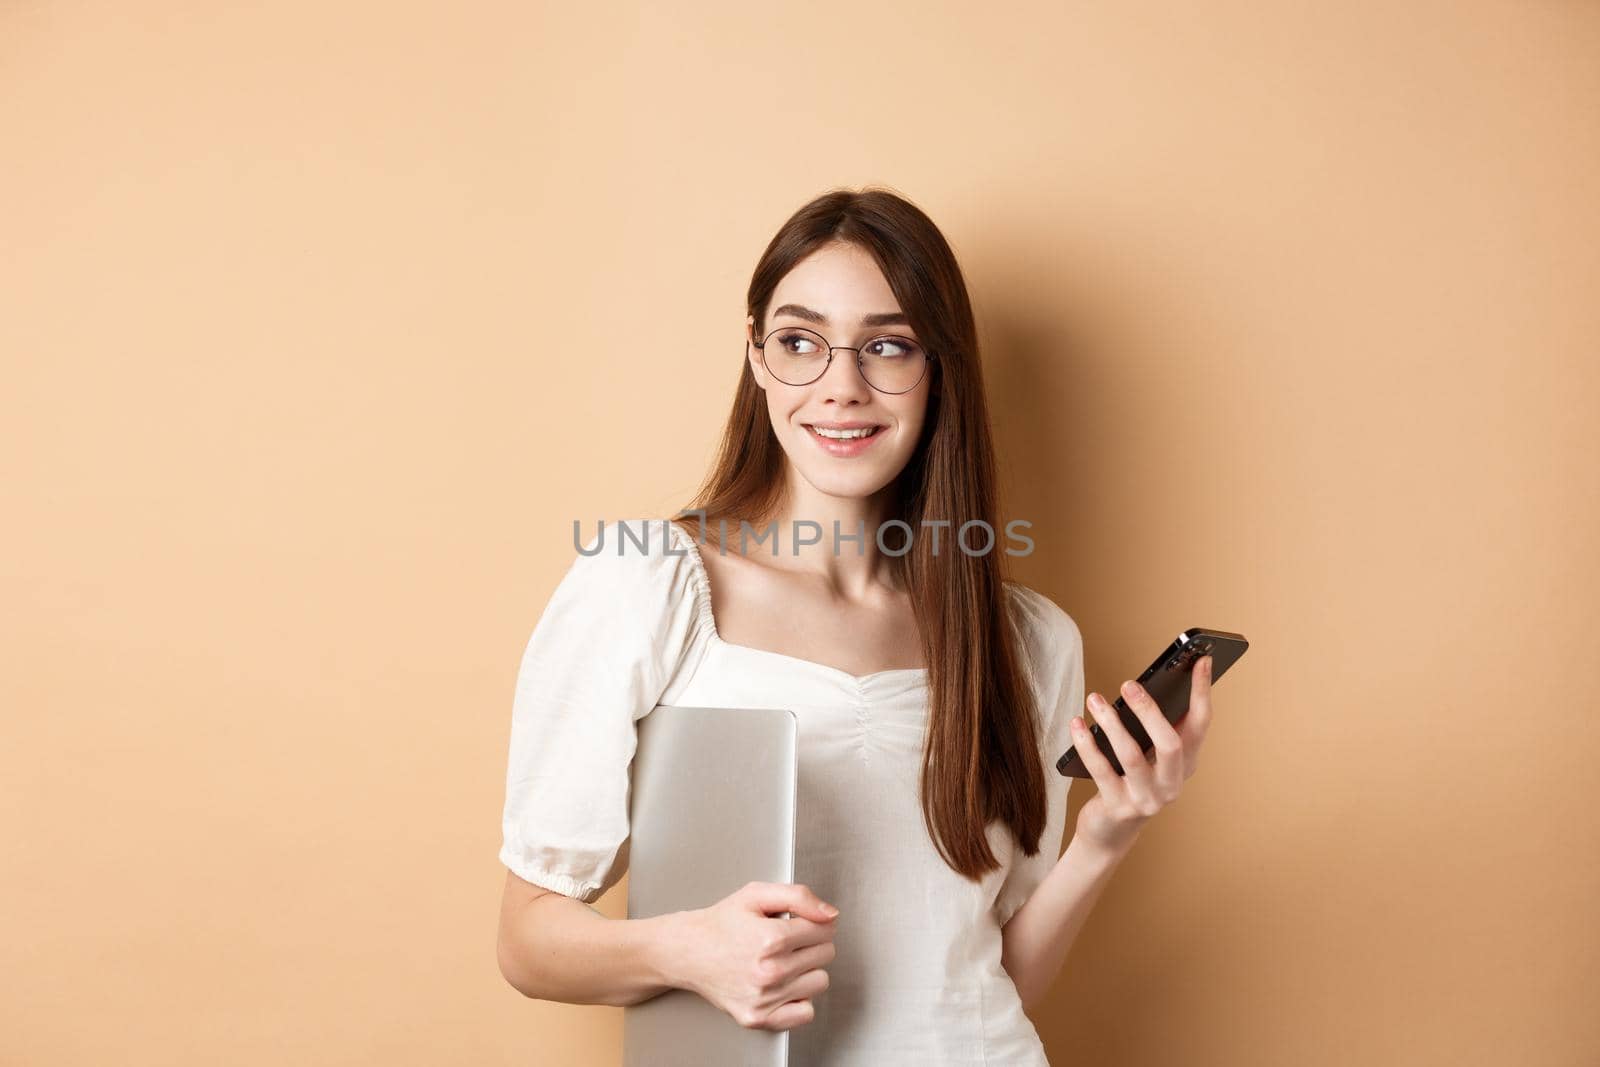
left=662, top=518, right=931, bottom=688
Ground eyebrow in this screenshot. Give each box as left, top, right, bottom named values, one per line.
left=770, top=303, right=911, bottom=329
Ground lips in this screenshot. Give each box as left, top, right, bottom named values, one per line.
left=804, top=422, right=885, bottom=432
left=803, top=422, right=888, bottom=456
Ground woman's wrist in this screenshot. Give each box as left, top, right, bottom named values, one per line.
left=643, top=907, right=705, bottom=996
left=1066, top=824, right=1142, bottom=869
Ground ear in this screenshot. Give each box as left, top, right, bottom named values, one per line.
left=746, top=315, right=768, bottom=390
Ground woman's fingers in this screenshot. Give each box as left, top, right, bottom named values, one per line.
left=1175, top=656, right=1215, bottom=775
left=1070, top=711, right=1124, bottom=798
left=1088, top=691, right=1157, bottom=798
left=1118, top=678, right=1185, bottom=794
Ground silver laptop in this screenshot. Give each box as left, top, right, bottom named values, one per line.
left=622, top=704, right=799, bottom=1067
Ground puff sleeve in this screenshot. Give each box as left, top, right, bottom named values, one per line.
left=992, top=584, right=1086, bottom=927
left=499, top=519, right=708, bottom=903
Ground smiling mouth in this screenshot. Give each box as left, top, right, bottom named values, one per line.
left=805, top=424, right=885, bottom=440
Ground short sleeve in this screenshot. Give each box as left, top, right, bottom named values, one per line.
left=499, top=518, right=709, bottom=903
left=992, top=583, right=1086, bottom=927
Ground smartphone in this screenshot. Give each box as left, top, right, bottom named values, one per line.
left=1056, top=627, right=1249, bottom=778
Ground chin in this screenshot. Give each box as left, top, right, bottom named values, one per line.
left=800, top=468, right=898, bottom=501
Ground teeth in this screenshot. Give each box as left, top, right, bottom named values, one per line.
left=810, top=425, right=881, bottom=440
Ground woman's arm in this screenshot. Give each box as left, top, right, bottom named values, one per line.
left=497, top=870, right=686, bottom=1007
left=999, top=831, right=1138, bottom=1010
left=1002, top=656, right=1217, bottom=1009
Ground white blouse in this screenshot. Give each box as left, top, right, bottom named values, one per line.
left=500, top=518, right=1085, bottom=1065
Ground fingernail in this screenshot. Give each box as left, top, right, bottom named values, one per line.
left=822, top=904, right=839, bottom=917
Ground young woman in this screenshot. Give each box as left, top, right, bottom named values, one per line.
left=496, top=187, right=1215, bottom=1064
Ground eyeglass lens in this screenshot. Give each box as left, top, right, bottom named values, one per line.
left=761, top=327, right=929, bottom=394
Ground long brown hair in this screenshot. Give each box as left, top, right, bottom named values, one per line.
left=672, top=186, right=1046, bottom=883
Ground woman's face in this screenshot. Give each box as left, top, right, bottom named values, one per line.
left=746, top=241, right=933, bottom=504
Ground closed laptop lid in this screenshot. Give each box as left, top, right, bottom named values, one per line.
left=623, top=704, right=799, bottom=1067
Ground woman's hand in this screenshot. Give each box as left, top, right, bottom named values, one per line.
left=674, top=881, right=839, bottom=1032
left=1070, top=655, right=1215, bottom=854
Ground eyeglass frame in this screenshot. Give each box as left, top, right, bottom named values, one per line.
left=748, top=324, right=938, bottom=395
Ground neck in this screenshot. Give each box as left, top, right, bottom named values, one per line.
left=757, top=481, right=904, bottom=598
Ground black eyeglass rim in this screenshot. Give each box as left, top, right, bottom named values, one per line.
left=749, top=325, right=938, bottom=395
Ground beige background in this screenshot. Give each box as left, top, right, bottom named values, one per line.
left=3, top=2, right=1596, bottom=1064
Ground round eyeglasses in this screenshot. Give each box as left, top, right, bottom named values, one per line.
left=751, top=326, right=936, bottom=395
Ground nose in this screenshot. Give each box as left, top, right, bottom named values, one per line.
left=818, top=347, right=872, bottom=403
